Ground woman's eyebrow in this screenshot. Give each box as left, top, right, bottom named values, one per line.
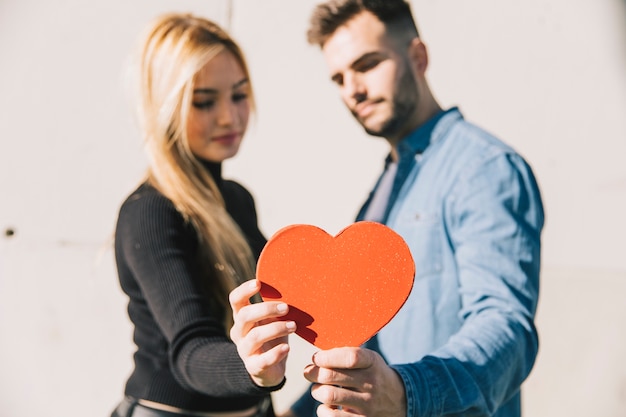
left=193, top=78, right=249, bottom=94
left=193, top=87, right=217, bottom=95
left=232, top=78, right=249, bottom=89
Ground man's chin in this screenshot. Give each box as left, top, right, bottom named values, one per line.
left=353, top=115, right=382, bottom=137
left=361, top=119, right=391, bottom=138
left=361, top=126, right=383, bottom=137
left=362, top=114, right=406, bottom=139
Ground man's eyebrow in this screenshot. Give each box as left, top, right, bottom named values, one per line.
left=351, top=52, right=384, bottom=69
left=193, top=78, right=249, bottom=94
left=330, top=52, right=384, bottom=82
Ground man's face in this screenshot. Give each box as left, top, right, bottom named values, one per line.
left=322, top=11, right=419, bottom=141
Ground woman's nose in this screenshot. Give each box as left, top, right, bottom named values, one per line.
left=217, top=100, right=237, bottom=126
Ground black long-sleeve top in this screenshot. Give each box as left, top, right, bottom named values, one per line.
left=114, top=161, right=276, bottom=412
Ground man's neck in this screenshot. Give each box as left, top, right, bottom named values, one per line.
left=388, top=98, right=442, bottom=160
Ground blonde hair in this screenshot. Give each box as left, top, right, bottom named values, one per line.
left=130, top=13, right=256, bottom=330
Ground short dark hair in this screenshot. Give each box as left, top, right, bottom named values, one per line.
left=307, top=0, right=419, bottom=47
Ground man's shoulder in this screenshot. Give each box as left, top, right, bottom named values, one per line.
left=431, top=111, right=536, bottom=182
left=449, top=115, right=517, bottom=158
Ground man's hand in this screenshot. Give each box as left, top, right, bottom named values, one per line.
left=229, top=279, right=296, bottom=387
left=304, top=347, right=406, bottom=417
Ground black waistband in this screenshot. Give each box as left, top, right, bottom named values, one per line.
left=111, top=397, right=271, bottom=417
left=111, top=397, right=136, bottom=417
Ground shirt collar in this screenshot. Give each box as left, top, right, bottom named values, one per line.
left=397, top=107, right=460, bottom=159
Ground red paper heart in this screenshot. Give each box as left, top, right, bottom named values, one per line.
left=257, top=221, right=415, bottom=349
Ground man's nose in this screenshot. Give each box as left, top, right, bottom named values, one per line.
left=343, top=73, right=366, bottom=103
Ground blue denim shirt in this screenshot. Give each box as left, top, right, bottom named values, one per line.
left=292, top=108, right=544, bottom=417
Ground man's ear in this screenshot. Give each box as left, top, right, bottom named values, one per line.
left=408, top=38, right=428, bottom=75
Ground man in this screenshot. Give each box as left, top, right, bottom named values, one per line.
left=286, top=1, right=544, bottom=416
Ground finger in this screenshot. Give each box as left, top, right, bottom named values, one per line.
left=312, top=347, right=375, bottom=370
left=246, top=338, right=291, bottom=372
left=229, top=279, right=260, bottom=313
left=303, top=364, right=361, bottom=389
left=231, top=301, right=291, bottom=345
left=236, top=301, right=290, bottom=329
left=237, top=320, right=295, bottom=356
left=316, top=403, right=360, bottom=417
left=311, top=385, right=363, bottom=416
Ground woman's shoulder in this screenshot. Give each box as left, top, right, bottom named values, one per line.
left=222, top=179, right=254, bottom=202
left=115, top=182, right=195, bottom=250
left=117, top=181, right=180, bottom=223
left=121, top=181, right=168, bottom=205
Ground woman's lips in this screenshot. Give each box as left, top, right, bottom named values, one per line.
left=212, top=133, right=239, bottom=144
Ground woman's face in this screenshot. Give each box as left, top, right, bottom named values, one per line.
left=186, top=49, right=251, bottom=162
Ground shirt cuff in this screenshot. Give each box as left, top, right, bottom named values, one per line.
left=391, top=363, right=439, bottom=417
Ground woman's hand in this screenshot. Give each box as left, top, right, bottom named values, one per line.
left=229, top=279, right=296, bottom=387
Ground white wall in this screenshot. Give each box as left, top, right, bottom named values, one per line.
left=1, top=1, right=625, bottom=416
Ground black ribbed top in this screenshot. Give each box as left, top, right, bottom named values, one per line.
left=114, top=161, right=278, bottom=412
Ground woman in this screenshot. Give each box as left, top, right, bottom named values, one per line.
left=111, top=13, right=295, bottom=417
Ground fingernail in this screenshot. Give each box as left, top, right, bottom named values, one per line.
left=249, top=279, right=258, bottom=290
left=276, top=303, right=288, bottom=313
left=286, top=321, right=296, bottom=331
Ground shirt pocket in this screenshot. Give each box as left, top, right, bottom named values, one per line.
left=392, top=211, right=443, bottom=280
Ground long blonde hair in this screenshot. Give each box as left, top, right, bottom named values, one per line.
left=130, top=13, right=256, bottom=329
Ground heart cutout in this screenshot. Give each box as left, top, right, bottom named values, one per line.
left=257, top=221, right=415, bottom=349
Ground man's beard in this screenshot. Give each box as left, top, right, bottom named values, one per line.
left=360, top=68, right=418, bottom=139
